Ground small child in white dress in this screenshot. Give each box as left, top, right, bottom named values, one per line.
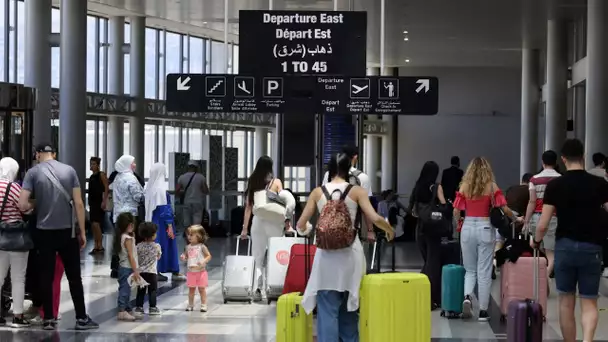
left=180, top=225, right=212, bottom=312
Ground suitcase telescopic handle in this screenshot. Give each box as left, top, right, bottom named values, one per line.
left=533, top=246, right=539, bottom=302
left=236, top=236, right=251, bottom=256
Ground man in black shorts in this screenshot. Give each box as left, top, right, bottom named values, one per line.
left=531, top=139, right=608, bottom=342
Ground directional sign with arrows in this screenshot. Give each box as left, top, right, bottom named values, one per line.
left=166, top=74, right=438, bottom=115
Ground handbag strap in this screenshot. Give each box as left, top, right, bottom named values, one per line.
left=489, top=183, right=496, bottom=208
left=182, top=172, right=197, bottom=196
left=0, top=182, right=12, bottom=222
left=429, top=184, right=439, bottom=207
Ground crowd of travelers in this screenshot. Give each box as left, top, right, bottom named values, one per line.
left=0, top=139, right=603, bottom=341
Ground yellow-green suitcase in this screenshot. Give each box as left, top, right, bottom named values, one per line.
left=359, top=273, right=431, bottom=342
left=276, top=292, right=313, bottom=342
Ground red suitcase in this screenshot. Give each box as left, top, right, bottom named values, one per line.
left=282, top=241, right=316, bottom=295
left=506, top=248, right=543, bottom=341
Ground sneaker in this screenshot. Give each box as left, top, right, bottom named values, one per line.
left=478, top=310, right=490, bottom=322
left=172, top=273, right=186, bottom=281
left=148, top=307, right=161, bottom=315
left=462, top=295, right=473, bottom=319
left=117, top=311, right=136, bottom=322
left=185, top=306, right=194, bottom=312
left=42, top=319, right=56, bottom=330
left=157, top=273, right=168, bottom=282
left=11, top=316, right=30, bottom=328
left=75, top=315, right=99, bottom=330
left=130, top=310, right=144, bottom=320
left=200, top=304, right=208, bottom=313
left=253, top=289, right=263, bottom=302
left=133, top=307, right=144, bottom=315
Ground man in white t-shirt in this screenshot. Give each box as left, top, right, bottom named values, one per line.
left=322, top=146, right=374, bottom=241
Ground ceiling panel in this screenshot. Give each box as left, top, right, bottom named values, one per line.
left=66, top=0, right=588, bottom=67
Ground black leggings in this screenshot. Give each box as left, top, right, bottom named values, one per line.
left=416, top=224, right=442, bottom=306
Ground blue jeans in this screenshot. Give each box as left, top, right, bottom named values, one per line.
left=554, top=238, right=602, bottom=299
left=117, top=267, right=133, bottom=311
left=316, top=290, right=358, bottom=342
left=460, top=217, right=495, bottom=311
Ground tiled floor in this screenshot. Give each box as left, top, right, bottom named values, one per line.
left=0, top=235, right=608, bottom=341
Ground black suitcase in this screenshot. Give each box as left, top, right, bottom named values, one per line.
left=230, top=206, right=245, bottom=235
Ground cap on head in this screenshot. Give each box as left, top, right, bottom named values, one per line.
left=188, top=160, right=198, bottom=167
left=35, top=143, right=55, bottom=153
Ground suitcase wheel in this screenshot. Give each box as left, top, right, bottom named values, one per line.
left=267, top=298, right=272, bottom=305
left=440, top=310, right=445, bottom=317
left=500, top=314, right=506, bottom=323
left=223, top=299, right=228, bottom=304
left=248, top=300, right=253, bottom=305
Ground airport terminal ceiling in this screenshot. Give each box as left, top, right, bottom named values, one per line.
left=61, top=0, right=588, bottom=68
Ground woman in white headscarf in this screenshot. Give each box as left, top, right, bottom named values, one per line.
left=111, top=155, right=144, bottom=224
left=144, top=163, right=180, bottom=277
left=110, top=155, right=144, bottom=278
left=0, top=157, right=33, bottom=327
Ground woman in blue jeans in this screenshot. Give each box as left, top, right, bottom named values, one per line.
left=452, top=157, right=521, bottom=321
left=296, top=153, right=393, bottom=342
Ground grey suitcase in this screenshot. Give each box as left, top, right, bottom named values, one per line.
left=222, top=237, right=255, bottom=304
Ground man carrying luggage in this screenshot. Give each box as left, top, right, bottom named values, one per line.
left=532, top=139, right=608, bottom=342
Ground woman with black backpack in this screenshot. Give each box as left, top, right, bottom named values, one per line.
left=408, top=161, right=448, bottom=311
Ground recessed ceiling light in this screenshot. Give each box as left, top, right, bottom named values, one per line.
left=405, top=59, right=410, bottom=63
left=203, top=21, right=208, bottom=24
left=404, top=37, right=409, bottom=41
left=403, top=30, right=408, bottom=34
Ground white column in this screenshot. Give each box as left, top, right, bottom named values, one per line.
left=129, top=16, right=145, bottom=176
left=574, top=85, right=586, bottom=143
left=380, top=67, right=395, bottom=191
left=59, top=0, right=87, bottom=189
left=545, top=15, right=568, bottom=153
left=520, top=48, right=540, bottom=175
left=24, top=0, right=52, bottom=145
left=107, top=16, right=124, bottom=172
left=365, top=67, right=380, bottom=192
left=255, top=127, right=268, bottom=163
left=585, top=0, right=608, bottom=168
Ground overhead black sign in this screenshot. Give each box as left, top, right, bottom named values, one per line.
left=317, top=76, right=439, bottom=115
left=238, top=10, right=367, bottom=76
left=165, top=74, right=286, bottom=113
left=165, top=74, right=439, bottom=115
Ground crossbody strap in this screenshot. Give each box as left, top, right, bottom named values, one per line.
left=0, top=182, right=12, bottom=222
left=40, top=164, right=75, bottom=237
left=183, top=173, right=196, bottom=195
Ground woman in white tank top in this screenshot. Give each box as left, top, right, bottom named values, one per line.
left=296, top=153, right=394, bottom=342
left=240, top=156, right=290, bottom=301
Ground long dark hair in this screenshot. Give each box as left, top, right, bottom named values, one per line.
left=246, top=156, right=274, bottom=206
left=112, top=212, right=135, bottom=254
left=414, top=161, right=440, bottom=202
left=328, top=153, right=352, bottom=182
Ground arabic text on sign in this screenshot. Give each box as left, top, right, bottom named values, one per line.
left=262, top=13, right=345, bottom=25
left=273, top=43, right=333, bottom=59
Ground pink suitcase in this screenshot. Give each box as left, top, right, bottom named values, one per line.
left=39, top=255, right=63, bottom=319
left=500, top=256, right=548, bottom=321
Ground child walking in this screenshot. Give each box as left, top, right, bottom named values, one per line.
left=114, top=212, right=141, bottom=321
left=180, top=225, right=212, bottom=312
left=135, top=222, right=162, bottom=315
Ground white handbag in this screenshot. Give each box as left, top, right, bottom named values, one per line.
left=251, top=179, right=295, bottom=223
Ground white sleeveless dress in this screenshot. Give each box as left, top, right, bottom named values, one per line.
left=301, top=182, right=367, bottom=314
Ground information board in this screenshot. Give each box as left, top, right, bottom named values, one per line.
left=238, top=10, right=367, bottom=76
left=165, top=74, right=439, bottom=115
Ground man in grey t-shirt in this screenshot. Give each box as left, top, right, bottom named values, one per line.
left=176, top=161, right=209, bottom=228
left=18, top=143, right=98, bottom=330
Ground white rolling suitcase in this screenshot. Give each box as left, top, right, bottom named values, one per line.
left=265, top=235, right=305, bottom=303
left=222, top=237, right=255, bottom=304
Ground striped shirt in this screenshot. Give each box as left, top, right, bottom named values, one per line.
left=0, top=180, right=23, bottom=223
left=529, top=169, right=561, bottom=213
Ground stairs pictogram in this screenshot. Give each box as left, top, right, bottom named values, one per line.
left=209, top=80, right=224, bottom=93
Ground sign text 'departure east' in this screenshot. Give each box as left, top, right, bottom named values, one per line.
left=239, top=10, right=367, bottom=76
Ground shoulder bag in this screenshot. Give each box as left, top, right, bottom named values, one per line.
left=489, top=184, right=510, bottom=231
left=179, top=173, right=197, bottom=204
left=40, top=165, right=76, bottom=238
left=0, top=182, right=33, bottom=251
left=416, top=184, right=450, bottom=238
left=252, top=179, right=287, bottom=223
